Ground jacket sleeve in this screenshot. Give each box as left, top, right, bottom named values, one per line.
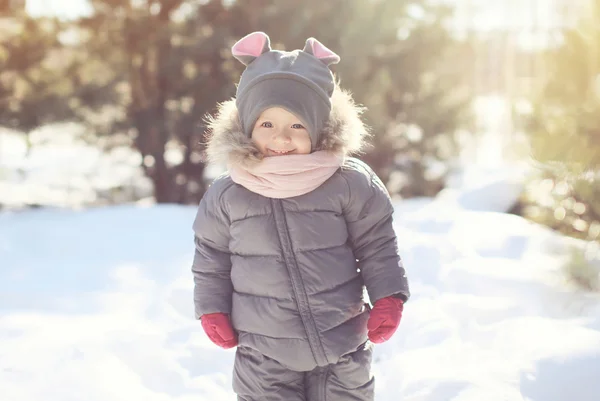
left=342, top=159, right=410, bottom=304
left=191, top=178, right=234, bottom=319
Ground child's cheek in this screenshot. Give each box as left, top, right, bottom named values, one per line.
left=251, top=131, right=267, bottom=150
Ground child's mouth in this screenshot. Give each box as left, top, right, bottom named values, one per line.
left=267, top=149, right=295, bottom=156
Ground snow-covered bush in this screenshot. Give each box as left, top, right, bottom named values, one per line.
left=563, top=245, right=600, bottom=292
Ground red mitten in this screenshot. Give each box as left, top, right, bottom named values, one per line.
left=367, top=296, right=404, bottom=344
left=200, top=313, right=238, bottom=349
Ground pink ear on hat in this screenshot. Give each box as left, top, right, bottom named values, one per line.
left=232, top=31, right=272, bottom=66
left=302, top=37, right=340, bottom=66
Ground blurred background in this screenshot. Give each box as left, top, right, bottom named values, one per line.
left=0, top=0, right=598, bottom=244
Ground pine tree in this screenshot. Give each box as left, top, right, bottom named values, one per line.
left=70, top=0, right=242, bottom=203
left=3, top=1, right=239, bottom=204
left=521, top=0, right=600, bottom=242
left=0, top=9, right=76, bottom=132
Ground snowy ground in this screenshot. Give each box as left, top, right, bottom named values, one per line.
left=1, top=183, right=599, bottom=401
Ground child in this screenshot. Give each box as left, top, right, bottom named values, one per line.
left=191, top=31, right=410, bottom=401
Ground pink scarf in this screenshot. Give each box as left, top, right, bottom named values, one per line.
left=229, top=151, right=344, bottom=198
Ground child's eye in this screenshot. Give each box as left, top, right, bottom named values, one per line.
left=291, top=123, right=305, bottom=129
left=261, top=122, right=273, bottom=128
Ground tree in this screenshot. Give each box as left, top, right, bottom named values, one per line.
left=520, top=0, right=600, bottom=242
left=3, top=0, right=239, bottom=204
left=73, top=0, right=238, bottom=203
left=4, top=0, right=471, bottom=204
left=0, top=9, right=75, bottom=132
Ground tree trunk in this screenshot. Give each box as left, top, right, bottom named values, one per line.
left=132, top=108, right=176, bottom=203
left=151, top=150, right=176, bottom=203
left=128, top=2, right=181, bottom=204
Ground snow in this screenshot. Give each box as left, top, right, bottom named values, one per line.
left=2, top=188, right=599, bottom=400
left=0, top=127, right=151, bottom=209
left=441, top=165, right=527, bottom=213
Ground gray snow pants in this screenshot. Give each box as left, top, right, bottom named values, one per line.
left=232, top=342, right=374, bottom=401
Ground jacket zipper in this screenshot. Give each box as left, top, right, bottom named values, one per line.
left=271, top=198, right=328, bottom=366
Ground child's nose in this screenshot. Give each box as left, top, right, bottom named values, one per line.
left=273, top=130, right=291, bottom=143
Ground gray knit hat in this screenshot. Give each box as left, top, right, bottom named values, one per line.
left=231, top=31, right=340, bottom=150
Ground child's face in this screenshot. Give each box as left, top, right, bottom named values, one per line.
left=251, top=107, right=312, bottom=157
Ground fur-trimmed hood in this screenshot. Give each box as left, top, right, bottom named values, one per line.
left=204, top=85, right=370, bottom=169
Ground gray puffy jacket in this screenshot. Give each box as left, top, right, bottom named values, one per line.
left=192, top=87, right=410, bottom=372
